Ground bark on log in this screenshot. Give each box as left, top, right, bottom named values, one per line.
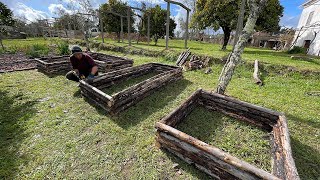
left=271, top=116, right=300, bottom=180
left=253, top=60, right=262, bottom=85
left=156, top=123, right=280, bottom=180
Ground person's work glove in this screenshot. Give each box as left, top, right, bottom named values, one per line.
left=80, top=75, right=86, bottom=80
left=86, top=74, right=95, bottom=83
left=87, top=74, right=95, bottom=79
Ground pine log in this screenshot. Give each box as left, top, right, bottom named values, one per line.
left=155, top=123, right=280, bottom=180
left=159, top=89, right=201, bottom=126
left=253, top=60, right=262, bottom=85
left=271, top=116, right=300, bottom=180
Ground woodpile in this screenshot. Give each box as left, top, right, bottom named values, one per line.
left=87, top=52, right=134, bottom=73
left=155, top=89, right=299, bottom=180
left=188, top=55, right=211, bottom=70
left=176, top=49, right=212, bottom=71
left=35, top=56, right=71, bottom=74
left=176, top=48, right=191, bottom=66
left=253, top=60, right=263, bottom=85
left=79, top=63, right=182, bottom=115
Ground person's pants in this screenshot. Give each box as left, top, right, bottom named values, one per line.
left=66, top=71, right=80, bottom=82
left=66, top=71, right=99, bottom=82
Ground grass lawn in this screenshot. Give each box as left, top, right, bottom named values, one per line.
left=96, top=38, right=320, bottom=72
left=0, top=49, right=319, bottom=179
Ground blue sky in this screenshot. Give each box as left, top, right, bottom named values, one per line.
left=1, top=0, right=307, bottom=30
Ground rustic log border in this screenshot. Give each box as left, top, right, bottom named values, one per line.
left=155, top=89, right=299, bottom=180
left=35, top=53, right=134, bottom=75
left=35, top=55, right=71, bottom=75
left=87, top=52, right=134, bottom=73
left=79, top=63, right=183, bottom=115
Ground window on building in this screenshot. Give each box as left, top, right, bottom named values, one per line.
left=304, top=40, right=311, bottom=49
left=306, top=11, right=314, bottom=26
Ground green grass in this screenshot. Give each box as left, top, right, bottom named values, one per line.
left=177, top=107, right=271, bottom=172
left=101, top=72, right=160, bottom=95
left=96, top=38, right=320, bottom=71
left=0, top=42, right=319, bottom=179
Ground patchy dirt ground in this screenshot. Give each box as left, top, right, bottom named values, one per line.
left=0, top=53, right=37, bottom=73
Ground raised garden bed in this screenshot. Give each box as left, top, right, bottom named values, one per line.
left=35, top=56, right=71, bottom=74
left=155, top=89, right=299, bottom=180
left=0, top=53, right=37, bottom=73
left=79, top=63, right=182, bottom=115
left=87, top=52, right=134, bottom=73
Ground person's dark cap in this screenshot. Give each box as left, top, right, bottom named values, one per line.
left=71, top=45, right=82, bottom=54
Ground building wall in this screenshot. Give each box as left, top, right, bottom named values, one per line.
left=294, top=0, right=320, bottom=56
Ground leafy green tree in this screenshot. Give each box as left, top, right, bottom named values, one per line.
left=0, top=2, right=15, bottom=50
left=99, top=0, right=135, bottom=42
left=194, top=0, right=283, bottom=50
left=141, top=5, right=176, bottom=45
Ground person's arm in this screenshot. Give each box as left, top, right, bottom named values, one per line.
left=90, top=66, right=98, bottom=75
left=70, top=56, right=80, bottom=76
left=86, top=54, right=98, bottom=77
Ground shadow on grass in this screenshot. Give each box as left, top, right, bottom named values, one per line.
left=291, top=138, right=320, bottom=179
left=82, top=79, right=191, bottom=129
left=0, top=90, right=37, bottom=179
left=37, top=70, right=68, bottom=78
left=287, top=114, right=320, bottom=130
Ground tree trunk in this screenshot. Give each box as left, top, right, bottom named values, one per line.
left=215, top=0, right=267, bottom=94
left=0, top=36, right=4, bottom=50
left=117, top=32, right=120, bottom=43
left=221, top=26, right=231, bottom=50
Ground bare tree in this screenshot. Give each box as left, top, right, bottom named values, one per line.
left=215, top=0, right=267, bottom=94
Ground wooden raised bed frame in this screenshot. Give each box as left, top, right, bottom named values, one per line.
left=79, top=63, right=182, bottom=115
left=155, top=89, right=299, bottom=180
left=35, top=56, right=71, bottom=74
left=87, top=52, right=134, bottom=73
left=36, top=52, right=133, bottom=75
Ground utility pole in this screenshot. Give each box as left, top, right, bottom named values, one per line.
left=166, top=1, right=170, bottom=49
left=127, top=6, right=131, bottom=46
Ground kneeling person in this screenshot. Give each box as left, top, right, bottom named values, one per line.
left=66, top=46, right=98, bottom=82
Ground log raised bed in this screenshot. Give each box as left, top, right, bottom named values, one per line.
left=155, top=89, right=299, bottom=180
left=35, top=56, right=71, bottom=74
left=87, top=52, right=134, bottom=73
left=79, top=63, right=182, bottom=115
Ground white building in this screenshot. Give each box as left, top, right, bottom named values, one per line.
left=293, top=0, right=320, bottom=56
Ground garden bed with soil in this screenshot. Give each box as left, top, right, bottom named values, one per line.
left=155, top=89, right=299, bottom=180
left=0, top=53, right=37, bottom=73
left=79, top=63, right=182, bottom=115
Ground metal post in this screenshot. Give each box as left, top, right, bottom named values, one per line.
left=185, top=10, right=189, bottom=49
left=147, top=14, right=150, bottom=45
left=233, top=0, right=246, bottom=49
left=98, top=11, right=105, bottom=43
left=127, top=7, right=131, bottom=46
left=166, top=2, right=170, bottom=49
left=121, top=17, right=124, bottom=43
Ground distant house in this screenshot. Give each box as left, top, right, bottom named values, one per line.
left=293, top=0, right=320, bottom=56
left=250, top=30, right=295, bottom=50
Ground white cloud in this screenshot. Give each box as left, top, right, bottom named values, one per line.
left=172, top=6, right=187, bottom=37
left=48, top=4, right=73, bottom=15
left=280, top=14, right=301, bottom=28
left=13, top=2, right=49, bottom=22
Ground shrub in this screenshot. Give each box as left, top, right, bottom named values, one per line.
left=288, top=46, right=306, bottom=54
left=26, top=44, right=49, bottom=58
left=57, top=42, right=70, bottom=55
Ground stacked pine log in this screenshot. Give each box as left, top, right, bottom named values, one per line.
left=176, top=48, right=191, bottom=66
left=87, top=52, right=134, bottom=72
left=188, top=55, right=211, bottom=70
left=35, top=56, right=71, bottom=74
left=79, top=63, right=182, bottom=115
left=156, top=89, right=299, bottom=180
